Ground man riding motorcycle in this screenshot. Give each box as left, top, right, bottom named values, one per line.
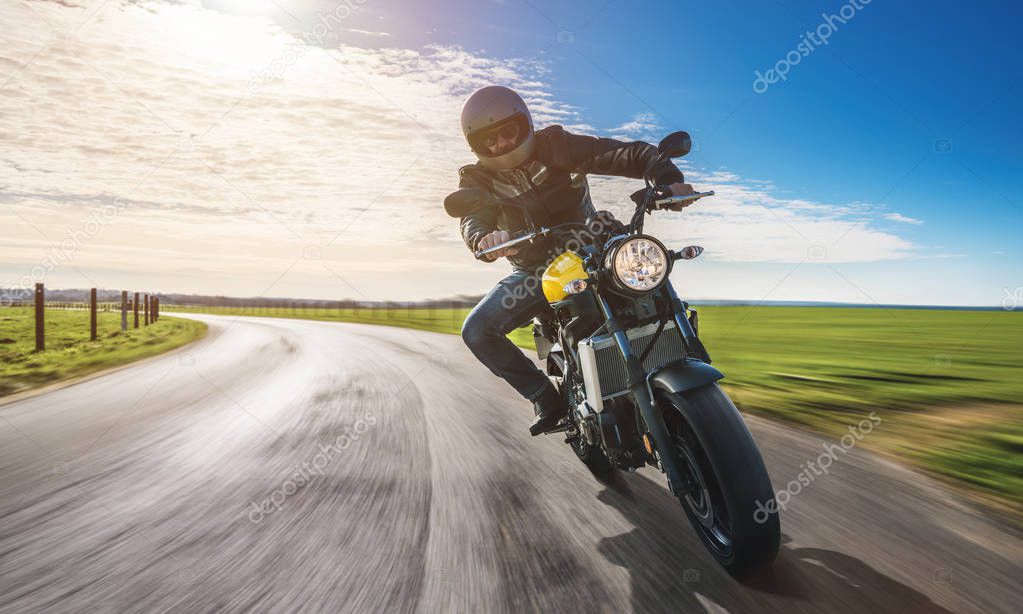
left=455, top=85, right=698, bottom=435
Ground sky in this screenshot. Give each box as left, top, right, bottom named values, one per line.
left=1, top=0, right=1020, bottom=306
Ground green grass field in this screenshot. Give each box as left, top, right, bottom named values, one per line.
left=0, top=308, right=207, bottom=398
left=169, top=303, right=1022, bottom=512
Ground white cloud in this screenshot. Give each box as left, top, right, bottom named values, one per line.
left=607, top=111, right=661, bottom=141
left=882, top=212, right=923, bottom=225
left=588, top=169, right=916, bottom=263
left=346, top=28, right=391, bottom=37
left=0, top=0, right=919, bottom=300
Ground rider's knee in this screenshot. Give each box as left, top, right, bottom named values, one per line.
left=460, top=313, right=485, bottom=349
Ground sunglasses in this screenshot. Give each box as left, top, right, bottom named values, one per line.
left=471, top=121, right=522, bottom=153
left=484, top=123, right=519, bottom=147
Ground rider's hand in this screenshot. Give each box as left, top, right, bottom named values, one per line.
left=666, top=182, right=698, bottom=210
left=478, top=230, right=520, bottom=261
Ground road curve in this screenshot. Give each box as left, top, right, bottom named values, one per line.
left=0, top=314, right=1019, bottom=613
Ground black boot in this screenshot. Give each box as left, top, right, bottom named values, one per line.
left=529, top=383, right=568, bottom=436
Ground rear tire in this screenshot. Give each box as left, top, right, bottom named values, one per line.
left=559, top=373, right=615, bottom=479
left=569, top=432, right=615, bottom=478
left=655, top=383, right=779, bottom=577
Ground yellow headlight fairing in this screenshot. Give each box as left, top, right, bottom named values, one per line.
left=541, top=251, right=587, bottom=303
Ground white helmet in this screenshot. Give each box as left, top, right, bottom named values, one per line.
left=461, top=85, right=535, bottom=171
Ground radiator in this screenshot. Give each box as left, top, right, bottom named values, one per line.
left=578, top=321, right=686, bottom=402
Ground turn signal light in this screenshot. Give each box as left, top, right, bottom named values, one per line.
left=563, top=279, right=588, bottom=295
left=643, top=433, right=654, bottom=455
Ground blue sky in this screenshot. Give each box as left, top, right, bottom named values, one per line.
left=332, top=0, right=1023, bottom=304
left=386, top=0, right=1023, bottom=252
left=2, top=0, right=1020, bottom=306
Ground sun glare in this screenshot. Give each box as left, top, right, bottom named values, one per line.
left=153, top=3, right=293, bottom=77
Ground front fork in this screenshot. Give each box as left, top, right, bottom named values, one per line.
left=596, top=293, right=689, bottom=496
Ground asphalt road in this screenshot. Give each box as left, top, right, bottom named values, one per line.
left=0, top=314, right=1019, bottom=613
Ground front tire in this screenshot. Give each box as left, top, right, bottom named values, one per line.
left=655, top=383, right=779, bottom=577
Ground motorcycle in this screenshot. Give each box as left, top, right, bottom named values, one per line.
left=444, top=131, right=780, bottom=576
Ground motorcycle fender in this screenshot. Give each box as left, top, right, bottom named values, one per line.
left=649, top=359, right=724, bottom=395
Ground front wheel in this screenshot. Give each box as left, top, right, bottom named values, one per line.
left=655, top=383, right=779, bottom=577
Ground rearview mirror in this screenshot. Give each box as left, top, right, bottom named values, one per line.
left=657, top=131, right=692, bottom=159
left=677, top=245, right=703, bottom=260
left=444, top=188, right=487, bottom=218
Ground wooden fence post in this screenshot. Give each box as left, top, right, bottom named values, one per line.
left=89, top=288, right=97, bottom=341
left=144, top=294, right=150, bottom=326
left=121, top=291, right=128, bottom=331
left=34, top=283, right=44, bottom=351
left=133, top=292, right=140, bottom=328
left=153, top=297, right=158, bottom=322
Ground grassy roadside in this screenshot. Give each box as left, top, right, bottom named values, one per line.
left=171, top=304, right=1022, bottom=512
left=0, top=308, right=207, bottom=398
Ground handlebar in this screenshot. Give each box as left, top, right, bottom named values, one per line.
left=474, top=229, right=541, bottom=259
left=652, top=190, right=715, bottom=209
left=473, top=221, right=593, bottom=260
left=473, top=189, right=715, bottom=260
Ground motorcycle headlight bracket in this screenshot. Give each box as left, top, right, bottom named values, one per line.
left=605, top=235, right=672, bottom=294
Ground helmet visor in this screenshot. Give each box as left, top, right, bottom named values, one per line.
left=467, top=113, right=531, bottom=157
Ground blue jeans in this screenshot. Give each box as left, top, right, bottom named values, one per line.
left=461, top=269, right=551, bottom=401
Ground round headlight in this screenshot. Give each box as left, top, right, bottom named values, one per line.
left=608, top=235, right=670, bottom=293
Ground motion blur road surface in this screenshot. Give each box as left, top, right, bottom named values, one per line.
left=1, top=314, right=1019, bottom=613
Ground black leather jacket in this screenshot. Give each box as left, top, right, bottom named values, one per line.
left=457, top=125, right=685, bottom=271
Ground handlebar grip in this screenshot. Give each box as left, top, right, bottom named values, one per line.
left=474, top=230, right=530, bottom=260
